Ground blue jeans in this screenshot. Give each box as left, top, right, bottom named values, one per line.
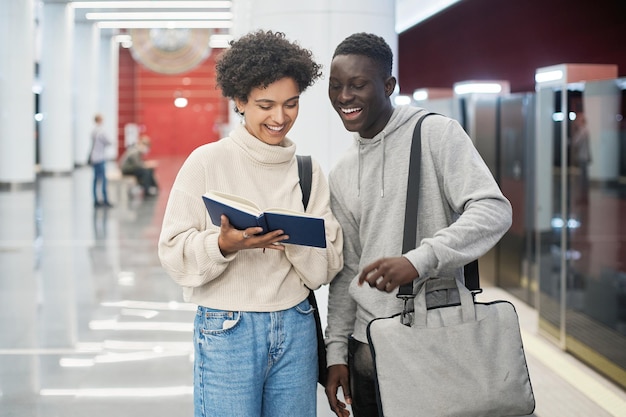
left=92, top=161, right=109, bottom=203
left=193, top=298, right=317, bottom=417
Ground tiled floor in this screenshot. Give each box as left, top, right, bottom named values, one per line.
left=0, top=158, right=624, bottom=417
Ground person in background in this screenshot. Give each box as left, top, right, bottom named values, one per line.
left=571, top=112, right=591, bottom=203
left=158, top=30, right=343, bottom=417
left=89, top=113, right=113, bottom=208
left=119, top=134, right=159, bottom=197
left=324, top=32, right=512, bottom=417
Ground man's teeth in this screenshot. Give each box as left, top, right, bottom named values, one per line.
left=341, top=108, right=361, bottom=114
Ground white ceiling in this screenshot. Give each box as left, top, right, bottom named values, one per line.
left=395, top=0, right=461, bottom=32
left=42, top=0, right=460, bottom=33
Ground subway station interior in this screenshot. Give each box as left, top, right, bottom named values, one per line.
left=1, top=0, right=626, bottom=416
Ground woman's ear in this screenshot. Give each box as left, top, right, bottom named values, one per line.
left=234, top=98, right=246, bottom=115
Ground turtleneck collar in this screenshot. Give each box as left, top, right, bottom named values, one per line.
left=229, top=124, right=297, bottom=165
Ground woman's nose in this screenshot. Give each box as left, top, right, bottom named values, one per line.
left=271, top=107, right=286, bottom=123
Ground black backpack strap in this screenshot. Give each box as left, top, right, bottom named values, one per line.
left=296, top=155, right=312, bottom=210
left=296, top=154, right=328, bottom=387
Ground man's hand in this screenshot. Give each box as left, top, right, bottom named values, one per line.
left=358, top=257, right=418, bottom=292
left=325, top=364, right=352, bottom=417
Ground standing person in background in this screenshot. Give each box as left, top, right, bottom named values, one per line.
left=89, top=113, right=113, bottom=208
left=158, top=30, right=343, bottom=417
left=324, top=32, right=512, bottom=417
left=119, top=135, right=159, bottom=197
left=571, top=112, right=591, bottom=203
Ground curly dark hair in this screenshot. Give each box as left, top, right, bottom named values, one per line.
left=216, top=30, right=322, bottom=112
left=332, top=32, right=393, bottom=79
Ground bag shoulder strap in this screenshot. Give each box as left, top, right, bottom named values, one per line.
left=296, top=154, right=312, bottom=210
left=296, top=154, right=329, bottom=387
left=398, top=113, right=480, bottom=298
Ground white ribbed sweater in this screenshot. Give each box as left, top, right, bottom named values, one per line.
left=158, top=125, right=343, bottom=311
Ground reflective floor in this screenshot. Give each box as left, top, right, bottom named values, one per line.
left=0, top=158, right=625, bottom=417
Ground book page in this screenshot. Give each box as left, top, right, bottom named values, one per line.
left=204, top=190, right=262, bottom=216
left=265, top=207, right=322, bottom=219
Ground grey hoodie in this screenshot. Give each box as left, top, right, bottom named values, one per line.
left=326, top=105, right=512, bottom=366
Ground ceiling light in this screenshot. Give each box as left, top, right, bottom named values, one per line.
left=453, top=82, right=506, bottom=95
left=413, top=89, right=429, bottom=101
left=97, top=20, right=232, bottom=29
left=86, top=12, right=233, bottom=20
left=394, top=95, right=412, bottom=105
left=72, top=1, right=231, bottom=9
left=535, top=70, right=564, bottom=84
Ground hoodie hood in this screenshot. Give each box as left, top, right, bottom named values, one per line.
left=353, top=105, right=427, bottom=196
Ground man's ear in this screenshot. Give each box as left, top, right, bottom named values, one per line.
left=384, top=76, right=397, bottom=97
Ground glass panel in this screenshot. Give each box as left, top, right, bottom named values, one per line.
left=565, top=79, right=626, bottom=383
left=498, top=93, right=536, bottom=305
left=535, top=86, right=566, bottom=345
left=505, top=78, right=626, bottom=387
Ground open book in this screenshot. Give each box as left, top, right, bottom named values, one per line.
left=202, top=190, right=326, bottom=248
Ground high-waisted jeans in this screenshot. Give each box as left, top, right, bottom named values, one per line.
left=193, top=298, right=317, bottom=417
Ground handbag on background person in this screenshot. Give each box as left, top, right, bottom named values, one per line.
left=366, top=113, right=535, bottom=416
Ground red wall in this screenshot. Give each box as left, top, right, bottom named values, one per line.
left=398, top=0, right=626, bottom=94
left=117, top=48, right=229, bottom=158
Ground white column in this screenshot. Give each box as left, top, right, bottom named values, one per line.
left=231, top=0, right=397, bottom=174
left=99, top=32, right=119, bottom=161
left=39, top=2, right=74, bottom=173
left=73, top=22, right=100, bottom=166
left=0, top=0, right=36, bottom=185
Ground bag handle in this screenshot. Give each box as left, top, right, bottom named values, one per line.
left=413, top=277, right=476, bottom=327
left=397, top=113, right=480, bottom=300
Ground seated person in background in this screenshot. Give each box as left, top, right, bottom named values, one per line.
left=119, top=135, right=159, bottom=197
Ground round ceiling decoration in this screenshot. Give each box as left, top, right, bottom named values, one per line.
left=129, top=28, right=212, bottom=74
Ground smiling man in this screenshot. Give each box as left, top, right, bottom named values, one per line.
left=324, top=32, right=512, bottom=417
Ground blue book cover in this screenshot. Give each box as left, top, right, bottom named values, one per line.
left=202, top=191, right=326, bottom=248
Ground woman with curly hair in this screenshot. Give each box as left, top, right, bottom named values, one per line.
left=158, top=30, right=343, bottom=416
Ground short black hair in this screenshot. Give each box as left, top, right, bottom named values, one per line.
left=216, top=30, right=322, bottom=110
left=332, top=32, right=393, bottom=78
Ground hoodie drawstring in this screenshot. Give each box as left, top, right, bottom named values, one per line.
left=357, top=139, right=362, bottom=197
left=380, top=130, right=386, bottom=197
left=356, top=130, right=386, bottom=198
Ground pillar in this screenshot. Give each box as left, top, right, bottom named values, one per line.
left=99, top=32, right=119, bottom=161
left=39, top=2, right=74, bottom=173
left=0, top=0, right=36, bottom=186
left=73, top=22, right=100, bottom=166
